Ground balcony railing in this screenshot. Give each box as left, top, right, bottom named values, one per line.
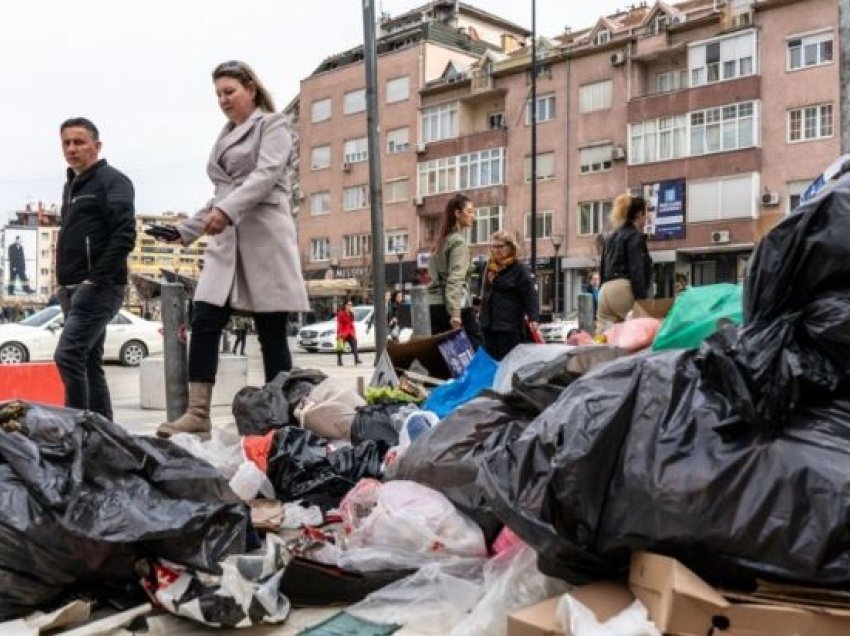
left=470, top=69, right=493, bottom=93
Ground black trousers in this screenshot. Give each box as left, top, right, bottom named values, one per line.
left=232, top=329, right=247, bottom=355
left=336, top=334, right=360, bottom=364
left=189, top=302, right=290, bottom=383
left=483, top=328, right=523, bottom=362
left=54, top=283, right=124, bottom=419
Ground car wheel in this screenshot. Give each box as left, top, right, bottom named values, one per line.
left=120, top=340, right=148, bottom=367
left=0, top=342, right=28, bottom=364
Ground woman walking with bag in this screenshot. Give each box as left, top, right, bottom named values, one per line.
left=336, top=300, right=361, bottom=366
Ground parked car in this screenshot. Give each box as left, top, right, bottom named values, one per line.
left=0, top=305, right=163, bottom=366
left=536, top=319, right=580, bottom=344
left=297, top=305, right=412, bottom=353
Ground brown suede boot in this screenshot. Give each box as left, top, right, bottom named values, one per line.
left=156, top=382, right=213, bottom=440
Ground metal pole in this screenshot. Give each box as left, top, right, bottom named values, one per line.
left=363, top=0, right=388, bottom=361
left=161, top=282, right=187, bottom=421
left=397, top=255, right=403, bottom=289
left=530, top=0, right=538, bottom=277
left=554, top=247, right=560, bottom=319
left=841, top=0, right=850, bottom=154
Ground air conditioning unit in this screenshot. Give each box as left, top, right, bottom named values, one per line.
left=670, top=14, right=685, bottom=25
left=761, top=191, right=780, bottom=206
left=341, top=161, right=351, bottom=172
left=415, top=142, right=427, bottom=154
left=711, top=230, right=731, bottom=244
left=413, top=195, right=424, bottom=206
left=612, top=145, right=626, bottom=161
left=611, top=51, right=626, bottom=66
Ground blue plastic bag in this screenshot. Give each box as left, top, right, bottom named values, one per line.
left=422, top=348, right=497, bottom=418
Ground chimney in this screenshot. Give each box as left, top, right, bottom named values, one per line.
left=500, top=33, right=521, bottom=53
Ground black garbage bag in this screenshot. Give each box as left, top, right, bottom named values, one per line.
left=389, top=392, right=535, bottom=543
left=350, top=403, right=406, bottom=448
left=0, top=402, right=248, bottom=620
left=511, top=345, right=624, bottom=413
left=233, top=369, right=326, bottom=435
left=266, top=426, right=384, bottom=509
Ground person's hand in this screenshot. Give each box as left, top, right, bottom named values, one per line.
left=450, top=316, right=462, bottom=329
left=527, top=320, right=539, bottom=332
left=203, top=208, right=231, bottom=235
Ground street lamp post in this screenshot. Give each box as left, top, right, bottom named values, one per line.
left=551, top=233, right=563, bottom=319
left=395, top=246, right=405, bottom=290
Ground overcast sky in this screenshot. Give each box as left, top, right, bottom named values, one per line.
left=0, top=0, right=624, bottom=216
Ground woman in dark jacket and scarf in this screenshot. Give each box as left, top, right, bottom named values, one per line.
left=598, top=193, right=653, bottom=330
left=480, top=231, right=539, bottom=361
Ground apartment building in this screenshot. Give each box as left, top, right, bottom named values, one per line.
left=296, top=1, right=529, bottom=292
left=296, top=0, right=839, bottom=315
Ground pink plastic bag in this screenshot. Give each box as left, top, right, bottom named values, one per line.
left=604, top=317, right=661, bottom=352
left=491, top=526, right=524, bottom=555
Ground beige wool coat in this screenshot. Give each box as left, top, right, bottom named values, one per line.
left=178, top=108, right=310, bottom=313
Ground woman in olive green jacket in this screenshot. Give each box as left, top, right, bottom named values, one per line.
left=427, top=194, right=475, bottom=333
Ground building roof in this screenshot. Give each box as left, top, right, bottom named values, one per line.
left=381, top=1, right=531, bottom=37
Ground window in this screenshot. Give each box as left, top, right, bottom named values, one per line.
left=690, top=101, right=758, bottom=155
left=311, top=145, right=331, bottom=170
left=421, top=103, right=458, bottom=143
left=343, top=184, right=368, bottom=211
left=310, top=191, right=330, bottom=216
left=524, top=210, right=553, bottom=240
left=385, top=231, right=409, bottom=254
left=630, top=115, right=687, bottom=164
left=689, top=31, right=755, bottom=87
left=787, top=32, right=833, bottom=71
left=788, top=104, right=833, bottom=142
left=311, top=98, right=331, bottom=123
left=595, top=29, right=611, bottom=45
left=343, top=89, right=366, bottom=114
left=459, top=148, right=505, bottom=189
left=579, top=144, right=613, bottom=174
left=310, top=238, right=330, bottom=262
left=343, top=234, right=371, bottom=258
left=387, top=127, right=409, bottom=154
left=420, top=216, right=440, bottom=249
left=488, top=111, right=505, bottom=130
left=523, top=152, right=555, bottom=181
left=386, top=76, right=410, bottom=103
left=787, top=180, right=810, bottom=214
left=649, top=14, right=669, bottom=35
left=579, top=80, right=613, bottom=113
left=687, top=174, right=755, bottom=222
left=344, top=136, right=368, bottom=163
left=654, top=69, right=687, bottom=94
left=466, top=206, right=503, bottom=245
left=525, top=94, right=555, bottom=124
left=578, top=200, right=612, bottom=236
left=385, top=178, right=409, bottom=204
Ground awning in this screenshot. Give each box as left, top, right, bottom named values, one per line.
left=561, top=256, right=596, bottom=269
left=649, top=249, right=677, bottom=263
left=677, top=243, right=755, bottom=255
left=304, top=278, right=362, bottom=297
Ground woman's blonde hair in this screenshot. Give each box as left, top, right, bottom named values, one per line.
left=212, top=60, right=276, bottom=112
left=490, top=230, right=519, bottom=256
left=610, top=193, right=647, bottom=228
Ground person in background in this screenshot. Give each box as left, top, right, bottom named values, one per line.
left=336, top=299, right=360, bottom=366
left=54, top=117, right=136, bottom=420
left=584, top=270, right=601, bottom=323
left=232, top=315, right=250, bottom=356
left=157, top=60, right=309, bottom=439
left=674, top=272, right=690, bottom=296
left=387, top=290, right=403, bottom=341
left=598, top=194, right=653, bottom=330
left=466, top=295, right=484, bottom=350
left=427, top=194, right=475, bottom=334
left=479, top=231, right=539, bottom=361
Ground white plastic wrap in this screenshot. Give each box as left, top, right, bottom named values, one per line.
left=170, top=426, right=243, bottom=479
left=295, top=377, right=366, bottom=439
left=557, top=594, right=661, bottom=636
left=338, top=479, right=487, bottom=572
left=492, top=343, right=572, bottom=393
left=228, top=460, right=275, bottom=502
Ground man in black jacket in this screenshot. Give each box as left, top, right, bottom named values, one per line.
left=54, top=118, right=136, bottom=419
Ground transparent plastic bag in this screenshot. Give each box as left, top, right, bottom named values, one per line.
left=171, top=425, right=243, bottom=479
left=228, top=460, right=275, bottom=502
left=557, top=594, right=661, bottom=636
left=492, top=344, right=572, bottom=393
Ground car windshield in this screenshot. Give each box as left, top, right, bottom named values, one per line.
left=18, top=306, right=62, bottom=327
left=353, top=307, right=372, bottom=322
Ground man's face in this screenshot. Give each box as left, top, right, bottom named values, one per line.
left=61, top=126, right=101, bottom=174
left=591, top=273, right=600, bottom=288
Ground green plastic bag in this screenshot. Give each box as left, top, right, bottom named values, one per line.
left=652, top=283, right=743, bottom=351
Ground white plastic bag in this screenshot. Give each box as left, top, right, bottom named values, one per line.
left=171, top=426, right=243, bottom=479
left=338, top=479, right=487, bottom=571
left=228, top=460, right=275, bottom=502
left=296, top=377, right=366, bottom=439
left=557, top=594, right=661, bottom=636
left=492, top=343, right=572, bottom=393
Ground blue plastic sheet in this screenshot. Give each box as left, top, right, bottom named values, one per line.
left=422, top=348, right=498, bottom=418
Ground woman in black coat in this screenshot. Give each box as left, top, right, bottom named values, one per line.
left=479, top=231, right=540, bottom=361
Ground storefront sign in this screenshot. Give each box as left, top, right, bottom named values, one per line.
left=643, top=179, right=686, bottom=240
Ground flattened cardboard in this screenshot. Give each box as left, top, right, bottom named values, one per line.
left=629, top=552, right=850, bottom=636
left=507, top=582, right=633, bottom=636
left=386, top=330, right=461, bottom=379
left=632, top=298, right=674, bottom=319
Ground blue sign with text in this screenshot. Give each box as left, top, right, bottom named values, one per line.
left=644, top=179, right=685, bottom=240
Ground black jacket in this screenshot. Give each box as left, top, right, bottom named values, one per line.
left=601, top=222, right=653, bottom=299
left=57, top=159, right=136, bottom=287
left=480, top=261, right=539, bottom=333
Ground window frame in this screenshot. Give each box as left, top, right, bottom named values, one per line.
left=384, top=178, right=410, bottom=204
left=342, top=233, right=372, bottom=259
left=787, top=103, right=833, bottom=143
left=343, top=88, right=366, bottom=115
left=688, top=30, right=756, bottom=88
left=386, top=76, right=410, bottom=103
left=579, top=143, right=613, bottom=174
left=786, top=31, right=834, bottom=72
left=523, top=151, right=556, bottom=181
left=342, top=184, right=369, bottom=211
left=309, top=237, right=331, bottom=262
left=578, top=200, right=612, bottom=236
left=386, top=127, right=410, bottom=154
left=421, top=102, right=459, bottom=143
left=466, top=206, right=503, bottom=246
left=385, top=231, right=409, bottom=255
left=524, top=210, right=554, bottom=240
left=309, top=191, right=331, bottom=216
left=343, top=136, right=369, bottom=163
left=579, top=80, right=613, bottom=113
left=310, top=145, right=331, bottom=171
left=310, top=97, right=332, bottom=123
left=525, top=93, right=556, bottom=124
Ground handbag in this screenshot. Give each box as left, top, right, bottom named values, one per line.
left=334, top=337, right=345, bottom=353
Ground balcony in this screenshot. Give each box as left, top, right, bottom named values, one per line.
left=418, top=127, right=507, bottom=162
left=628, top=74, right=761, bottom=122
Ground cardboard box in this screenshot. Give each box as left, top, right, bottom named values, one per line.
left=632, top=298, right=674, bottom=320
left=386, top=329, right=470, bottom=380
left=629, top=552, right=850, bottom=636
left=507, top=581, right=634, bottom=636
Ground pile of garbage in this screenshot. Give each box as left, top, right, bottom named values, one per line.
left=3, top=171, right=850, bottom=634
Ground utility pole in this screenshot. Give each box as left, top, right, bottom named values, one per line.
left=362, top=0, right=388, bottom=359
left=841, top=0, right=850, bottom=154
left=530, top=0, right=538, bottom=277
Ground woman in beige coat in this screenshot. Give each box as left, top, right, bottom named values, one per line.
left=158, top=60, right=309, bottom=439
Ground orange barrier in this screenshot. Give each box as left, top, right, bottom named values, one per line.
left=0, top=363, right=65, bottom=405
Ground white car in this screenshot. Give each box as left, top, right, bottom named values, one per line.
left=0, top=306, right=163, bottom=366
left=537, top=319, right=580, bottom=344
left=297, top=305, right=412, bottom=353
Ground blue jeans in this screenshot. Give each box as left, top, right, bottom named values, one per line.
left=54, top=283, right=125, bottom=419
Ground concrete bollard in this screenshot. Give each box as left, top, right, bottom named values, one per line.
left=577, top=292, right=594, bottom=334
left=410, top=285, right=431, bottom=337
left=161, top=283, right=188, bottom=421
